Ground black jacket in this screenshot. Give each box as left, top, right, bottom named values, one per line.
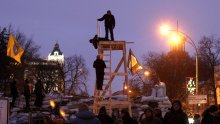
left=93, top=59, right=106, bottom=74
left=97, top=114, right=114, bottom=124
left=122, top=116, right=138, bottom=124
left=98, top=14, right=115, bottom=28
left=71, top=111, right=101, bottom=124
left=10, top=81, right=18, bottom=97
left=24, top=82, right=30, bottom=97
left=164, top=109, right=189, bottom=124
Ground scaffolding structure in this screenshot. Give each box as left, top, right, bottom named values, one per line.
left=93, top=40, right=131, bottom=115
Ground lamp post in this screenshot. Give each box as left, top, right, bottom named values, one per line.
left=161, top=26, right=199, bottom=95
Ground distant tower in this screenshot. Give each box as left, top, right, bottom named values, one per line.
left=48, top=43, right=64, bottom=63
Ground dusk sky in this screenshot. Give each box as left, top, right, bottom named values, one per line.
left=1, top=0, right=220, bottom=95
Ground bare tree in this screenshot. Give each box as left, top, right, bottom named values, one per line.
left=63, top=55, right=89, bottom=95
left=142, top=51, right=195, bottom=101
left=198, top=35, right=220, bottom=105
left=28, top=60, right=63, bottom=93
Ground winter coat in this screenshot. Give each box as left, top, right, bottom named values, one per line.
left=10, top=81, right=18, bottom=97
left=98, top=14, right=115, bottom=28
left=97, top=113, right=114, bottom=124
left=24, top=83, right=30, bottom=97
left=71, top=111, right=101, bottom=124
left=141, top=117, right=163, bottom=124
left=201, top=112, right=214, bottom=124
left=122, top=116, right=138, bottom=124
left=34, top=81, right=44, bottom=97
left=93, top=59, right=106, bottom=75
left=164, top=110, right=189, bottom=124
left=213, top=112, right=220, bottom=124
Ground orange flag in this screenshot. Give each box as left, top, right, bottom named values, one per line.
left=7, top=34, right=24, bottom=63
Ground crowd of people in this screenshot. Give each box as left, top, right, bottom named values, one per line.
left=70, top=101, right=220, bottom=124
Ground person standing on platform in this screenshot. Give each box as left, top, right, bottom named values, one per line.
left=23, top=79, right=30, bottom=109
left=10, top=80, right=18, bottom=107
left=34, top=79, right=44, bottom=108
left=98, top=10, right=115, bottom=41
left=93, top=55, right=106, bottom=90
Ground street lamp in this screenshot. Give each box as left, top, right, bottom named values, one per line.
left=160, top=25, right=199, bottom=95
left=144, top=70, right=150, bottom=77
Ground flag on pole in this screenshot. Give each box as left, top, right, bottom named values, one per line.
left=127, top=49, right=142, bottom=75
left=7, top=34, right=24, bottom=63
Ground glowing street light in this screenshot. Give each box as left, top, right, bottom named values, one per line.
left=160, top=24, right=199, bottom=95
left=144, top=70, right=150, bottom=77
left=124, top=85, right=128, bottom=90
left=160, top=24, right=170, bottom=35
left=171, top=33, right=180, bottom=44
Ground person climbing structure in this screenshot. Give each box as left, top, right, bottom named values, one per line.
left=93, top=55, right=106, bottom=90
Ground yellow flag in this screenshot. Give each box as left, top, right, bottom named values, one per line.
left=127, top=49, right=142, bottom=75
left=7, top=34, right=24, bottom=63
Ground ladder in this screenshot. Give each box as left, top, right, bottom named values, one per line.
left=93, top=41, right=131, bottom=115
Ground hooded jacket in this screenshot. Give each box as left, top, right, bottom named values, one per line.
left=164, top=100, right=189, bottom=124
left=71, top=111, right=101, bottom=124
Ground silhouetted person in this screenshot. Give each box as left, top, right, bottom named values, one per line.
left=98, top=10, right=115, bottom=41
left=154, top=108, right=164, bottom=124
left=71, top=103, right=101, bottom=124
left=23, top=79, right=30, bottom=109
left=121, top=109, right=138, bottom=124
left=97, top=106, right=114, bottom=124
left=164, top=100, right=189, bottom=124
left=34, top=79, right=44, bottom=107
left=201, top=105, right=218, bottom=124
left=10, top=80, right=18, bottom=107
left=90, top=35, right=99, bottom=49
left=89, top=35, right=109, bottom=49
left=213, top=105, right=220, bottom=124
left=193, top=113, right=200, bottom=124
left=93, top=55, right=106, bottom=90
